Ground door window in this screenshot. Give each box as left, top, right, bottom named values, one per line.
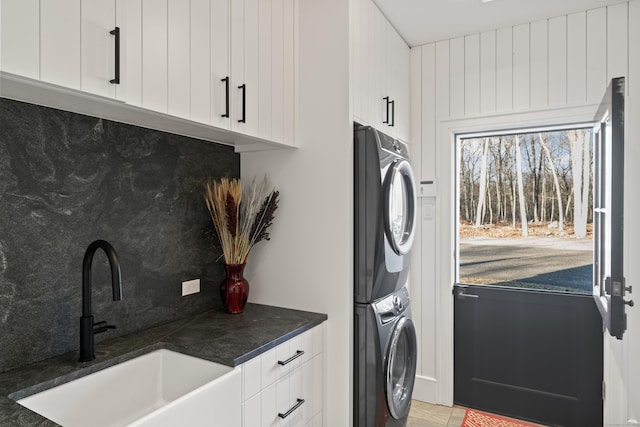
left=457, top=127, right=594, bottom=294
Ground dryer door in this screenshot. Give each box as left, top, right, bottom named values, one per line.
left=383, top=159, right=417, bottom=255
left=384, top=316, right=417, bottom=419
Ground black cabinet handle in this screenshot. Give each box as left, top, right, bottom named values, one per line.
left=221, top=77, right=230, bottom=118
left=238, top=84, right=246, bottom=123
left=383, top=96, right=390, bottom=124
left=278, top=398, right=305, bottom=419
left=390, top=99, right=395, bottom=127
left=109, top=27, right=120, bottom=84
left=277, top=350, right=304, bottom=366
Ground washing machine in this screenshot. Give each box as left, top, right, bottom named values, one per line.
left=354, top=125, right=417, bottom=304
left=354, top=285, right=417, bottom=427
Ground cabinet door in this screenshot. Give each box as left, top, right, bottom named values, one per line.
left=211, top=0, right=231, bottom=129
left=372, top=5, right=388, bottom=131
left=258, top=0, right=273, bottom=140
left=81, top=0, right=118, bottom=99
left=398, top=42, right=411, bottom=142
left=1, top=0, right=40, bottom=79
left=388, top=24, right=410, bottom=141
left=230, top=0, right=246, bottom=133
left=125, top=0, right=143, bottom=106
left=281, top=0, right=296, bottom=145
left=190, top=0, right=211, bottom=124
left=142, top=0, right=168, bottom=112
left=40, top=0, right=80, bottom=89
left=167, top=0, right=190, bottom=119
left=244, top=0, right=260, bottom=137
left=166, top=0, right=218, bottom=125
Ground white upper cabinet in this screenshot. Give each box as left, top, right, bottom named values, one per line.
left=210, top=0, right=231, bottom=129
left=230, top=0, right=296, bottom=145
left=1, top=0, right=40, bottom=79
left=141, top=0, right=168, bottom=112
left=0, top=0, right=297, bottom=150
left=388, top=20, right=410, bottom=142
left=1, top=0, right=125, bottom=99
left=167, top=0, right=190, bottom=119
left=352, top=0, right=410, bottom=142
left=40, top=0, right=81, bottom=90
left=190, top=0, right=212, bottom=124
left=82, top=0, right=125, bottom=100
left=230, top=0, right=256, bottom=135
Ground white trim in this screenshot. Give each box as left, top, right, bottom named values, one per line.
left=432, top=103, right=599, bottom=405
left=412, top=375, right=438, bottom=403
left=0, top=71, right=294, bottom=152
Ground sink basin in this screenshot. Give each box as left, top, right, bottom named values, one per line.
left=16, top=349, right=241, bottom=427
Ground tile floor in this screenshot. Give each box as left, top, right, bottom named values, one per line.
left=408, top=401, right=549, bottom=427
left=408, top=400, right=466, bottom=427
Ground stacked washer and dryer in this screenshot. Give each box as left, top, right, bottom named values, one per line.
left=354, top=125, right=418, bottom=426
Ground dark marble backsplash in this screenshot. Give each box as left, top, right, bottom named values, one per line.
left=0, top=98, right=238, bottom=372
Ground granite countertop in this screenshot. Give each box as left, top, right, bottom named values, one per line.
left=0, top=303, right=327, bottom=426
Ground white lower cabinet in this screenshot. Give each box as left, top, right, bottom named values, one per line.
left=242, top=324, right=324, bottom=427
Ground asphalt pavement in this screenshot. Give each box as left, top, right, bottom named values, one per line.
left=459, top=237, right=593, bottom=293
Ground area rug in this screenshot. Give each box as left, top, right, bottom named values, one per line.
left=462, top=408, right=542, bottom=427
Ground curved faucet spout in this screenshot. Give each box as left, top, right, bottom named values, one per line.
left=79, top=239, right=123, bottom=362
left=82, top=240, right=123, bottom=318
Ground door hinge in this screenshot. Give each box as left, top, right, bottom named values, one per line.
left=602, top=380, right=606, bottom=401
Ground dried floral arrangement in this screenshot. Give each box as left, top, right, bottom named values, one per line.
left=204, top=176, right=279, bottom=265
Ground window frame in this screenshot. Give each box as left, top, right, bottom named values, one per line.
left=593, top=76, right=629, bottom=340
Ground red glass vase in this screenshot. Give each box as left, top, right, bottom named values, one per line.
left=220, top=263, right=249, bottom=314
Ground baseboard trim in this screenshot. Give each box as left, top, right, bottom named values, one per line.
left=412, top=375, right=438, bottom=404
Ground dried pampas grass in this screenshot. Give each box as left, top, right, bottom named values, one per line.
left=204, top=176, right=279, bottom=265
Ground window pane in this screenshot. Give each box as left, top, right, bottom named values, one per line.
left=457, top=128, right=593, bottom=294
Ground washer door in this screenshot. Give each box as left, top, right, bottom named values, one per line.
left=383, top=159, right=417, bottom=255
left=384, top=316, right=417, bottom=419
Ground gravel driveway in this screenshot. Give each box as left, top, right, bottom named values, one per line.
left=459, top=237, right=593, bottom=293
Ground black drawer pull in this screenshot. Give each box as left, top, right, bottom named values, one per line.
left=109, top=27, right=120, bottom=84
left=221, top=77, right=230, bottom=118
left=278, top=398, right=305, bottom=419
left=390, top=99, right=395, bottom=127
left=277, top=350, right=304, bottom=366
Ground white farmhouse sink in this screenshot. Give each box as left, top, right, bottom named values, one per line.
left=17, top=349, right=241, bottom=427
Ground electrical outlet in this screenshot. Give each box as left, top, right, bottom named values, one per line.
left=182, top=279, right=200, bottom=296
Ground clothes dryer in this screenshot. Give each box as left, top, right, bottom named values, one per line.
left=354, top=125, right=417, bottom=304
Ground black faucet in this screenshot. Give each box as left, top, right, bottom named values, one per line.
left=79, top=240, right=123, bottom=362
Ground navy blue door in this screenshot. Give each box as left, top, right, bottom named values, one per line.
left=454, top=284, right=603, bottom=427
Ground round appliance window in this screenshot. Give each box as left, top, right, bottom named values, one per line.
left=385, top=316, right=417, bottom=419
left=384, top=159, right=417, bottom=255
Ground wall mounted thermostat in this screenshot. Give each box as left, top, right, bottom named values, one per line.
left=418, top=180, right=436, bottom=198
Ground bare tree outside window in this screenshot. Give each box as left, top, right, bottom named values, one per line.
left=458, top=127, right=593, bottom=294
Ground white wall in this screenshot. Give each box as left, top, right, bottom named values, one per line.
left=410, top=1, right=640, bottom=424
left=240, top=0, right=353, bottom=425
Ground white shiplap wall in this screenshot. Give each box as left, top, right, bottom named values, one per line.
left=410, top=2, right=640, bottom=424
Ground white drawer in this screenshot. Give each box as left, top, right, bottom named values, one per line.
left=242, top=323, right=324, bottom=427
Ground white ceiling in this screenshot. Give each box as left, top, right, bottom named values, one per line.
left=373, top=0, right=629, bottom=47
